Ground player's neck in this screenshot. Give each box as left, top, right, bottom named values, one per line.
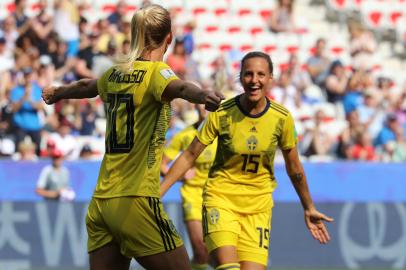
left=240, top=95, right=267, bottom=115
left=141, top=47, right=166, bottom=62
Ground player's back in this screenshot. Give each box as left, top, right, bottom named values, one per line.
left=94, top=60, right=178, bottom=199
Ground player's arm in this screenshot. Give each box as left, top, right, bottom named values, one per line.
left=160, top=154, right=172, bottom=176
left=36, top=188, right=60, bottom=199
left=161, top=80, right=224, bottom=111
left=42, top=79, right=98, bottom=105
left=160, top=137, right=206, bottom=197
left=282, top=146, right=333, bottom=244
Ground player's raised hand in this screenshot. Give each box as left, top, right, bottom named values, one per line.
left=304, top=208, right=333, bottom=244
left=42, top=86, right=60, bottom=105
left=204, top=90, right=224, bottom=112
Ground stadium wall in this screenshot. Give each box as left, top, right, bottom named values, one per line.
left=0, top=161, right=405, bottom=269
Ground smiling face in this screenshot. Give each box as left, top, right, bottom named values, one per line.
left=240, top=56, right=273, bottom=103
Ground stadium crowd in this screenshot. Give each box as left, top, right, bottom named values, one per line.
left=0, top=0, right=405, bottom=162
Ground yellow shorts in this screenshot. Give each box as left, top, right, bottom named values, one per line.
left=180, top=184, right=203, bottom=221
left=86, top=196, right=183, bottom=258
left=202, top=205, right=272, bottom=266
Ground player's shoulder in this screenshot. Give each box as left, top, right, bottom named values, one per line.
left=268, top=99, right=291, bottom=118
left=217, top=96, right=238, bottom=112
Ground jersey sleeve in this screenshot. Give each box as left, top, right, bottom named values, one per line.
left=164, top=131, right=184, bottom=160
left=96, top=67, right=113, bottom=102
left=196, top=111, right=218, bottom=146
left=149, top=62, right=179, bottom=102
left=279, top=112, right=298, bottom=150
left=37, top=166, right=51, bottom=189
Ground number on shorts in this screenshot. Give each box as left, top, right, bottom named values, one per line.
left=256, top=227, right=269, bottom=249
left=106, top=93, right=135, bottom=153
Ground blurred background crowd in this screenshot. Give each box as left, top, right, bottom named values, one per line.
left=0, top=0, right=405, bottom=162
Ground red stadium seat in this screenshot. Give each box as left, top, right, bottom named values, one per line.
left=328, top=0, right=350, bottom=10
left=6, top=2, right=15, bottom=13
left=219, top=44, right=232, bottom=52
left=193, top=7, right=207, bottom=16
left=263, top=45, right=278, bottom=54
left=102, top=4, right=116, bottom=13
left=259, top=9, right=273, bottom=21
left=214, top=8, right=227, bottom=16
left=361, top=2, right=386, bottom=29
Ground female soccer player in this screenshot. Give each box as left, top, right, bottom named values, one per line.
left=161, top=51, right=333, bottom=270
left=161, top=104, right=217, bottom=270
left=42, top=4, right=223, bottom=270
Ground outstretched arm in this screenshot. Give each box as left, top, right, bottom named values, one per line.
left=282, top=146, right=334, bottom=244
left=160, top=137, right=206, bottom=197
left=162, top=80, right=224, bottom=111
left=42, top=79, right=98, bottom=105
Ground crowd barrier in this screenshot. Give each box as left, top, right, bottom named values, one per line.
left=0, top=161, right=405, bottom=269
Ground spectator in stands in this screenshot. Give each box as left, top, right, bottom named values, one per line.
left=107, top=0, right=127, bottom=26
left=269, top=0, right=295, bottom=33
left=356, top=90, right=386, bottom=140
left=15, top=32, right=40, bottom=61
left=287, top=54, right=311, bottom=94
left=10, top=67, right=43, bottom=154
left=78, top=101, right=97, bottom=136
left=374, top=114, right=400, bottom=147
left=96, top=18, right=126, bottom=55
left=301, top=109, right=335, bottom=159
left=77, top=33, right=100, bottom=77
left=271, top=70, right=298, bottom=109
left=391, top=89, right=406, bottom=130
left=167, top=38, right=187, bottom=79
left=50, top=39, right=77, bottom=82
left=348, top=131, right=377, bottom=161
left=36, top=149, right=75, bottom=201
left=182, top=21, right=196, bottom=55
left=378, top=126, right=406, bottom=162
left=0, top=100, right=15, bottom=156
left=0, top=37, right=14, bottom=74
left=348, top=20, right=376, bottom=70
left=373, top=76, right=396, bottom=108
left=12, top=139, right=37, bottom=161
left=211, top=56, right=236, bottom=99
left=12, top=0, right=31, bottom=36
left=141, top=0, right=152, bottom=8
left=79, top=143, right=95, bottom=160
left=336, top=110, right=364, bottom=159
left=324, top=60, right=348, bottom=104
left=30, top=0, right=53, bottom=55
left=306, top=38, right=331, bottom=87
left=53, top=0, right=80, bottom=57
left=0, top=16, right=18, bottom=57
left=36, top=55, right=55, bottom=89
left=342, top=69, right=370, bottom=115
left=40, top=138, right=56, bottom=158
left=48, top=123, right=78, bottom=160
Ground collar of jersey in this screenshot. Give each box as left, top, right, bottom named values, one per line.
left=235, top=94, right=270, bottom=118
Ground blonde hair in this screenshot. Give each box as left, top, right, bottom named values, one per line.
left=125, top=4, right=171, bottom=67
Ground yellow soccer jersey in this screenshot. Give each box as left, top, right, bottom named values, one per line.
left=164, top=124, right=217, bottom=188
left=94, top=61, right=178, bottom=198
left=197, top=94, right=297, bottom=213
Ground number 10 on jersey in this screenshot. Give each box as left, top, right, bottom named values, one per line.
left=106, top=93, right=135, bottom=154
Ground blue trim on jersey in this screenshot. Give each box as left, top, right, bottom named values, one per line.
left=235, top=94, right=270, bottom=118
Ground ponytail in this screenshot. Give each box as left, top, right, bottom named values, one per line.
left=127, top=9, right=146, bottom=64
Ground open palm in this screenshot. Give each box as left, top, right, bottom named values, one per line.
left=304, top=209, right=333, bottom=244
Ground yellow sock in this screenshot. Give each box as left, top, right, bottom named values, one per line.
left=191, top=263, right=208, bottom=270
left=215, top=263, right=240, bottom=270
